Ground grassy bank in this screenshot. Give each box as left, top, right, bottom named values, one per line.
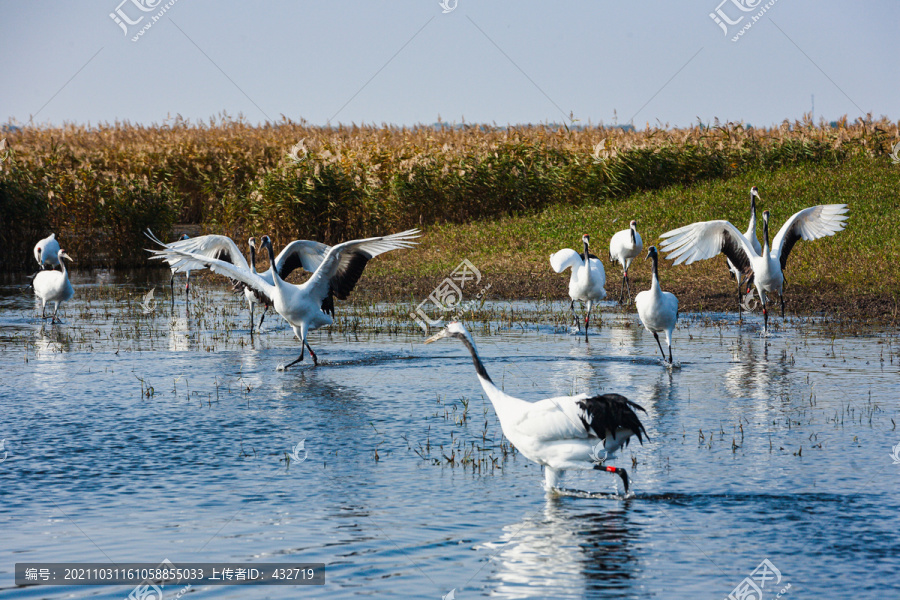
left=1, top=117, right=896, bottom=270
left=353, top=156, right=900, bottom=323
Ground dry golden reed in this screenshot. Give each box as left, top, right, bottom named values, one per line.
left=1, top=113, right=896, bottom=269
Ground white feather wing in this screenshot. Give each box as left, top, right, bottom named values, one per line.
left=659, top=220, right=754, bottom=265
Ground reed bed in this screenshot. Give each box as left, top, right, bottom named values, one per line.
left=2, top=115, right=897, bottom=270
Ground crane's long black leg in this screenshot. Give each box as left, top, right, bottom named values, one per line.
left=258, top=307, right=267, bottom=329
left=249, top=303, right=255, bottom=332
left=624, top=272, right=631, bottom=303
left=668, top=340, right=673, bottom=365
left=780, top=293, right=785, bottom=319
left=763, top=306, right=768, bottom=335
left=653, top=332, right=666, bottom=360
left=584, top=306, right=591, bottom=342
left=737, top=279, right=744, bottom=321
left=570, top=299, right=580, bottom=331
left=595, top=464, right=629, bottom=494
left=305, top=343, right=318, bottom=366
left=170, top=273, right=175, bottom=307
left=283, top=344, right=306, bottom=369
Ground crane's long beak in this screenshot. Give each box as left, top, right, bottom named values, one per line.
left=424, top=329, right=451, bottom=344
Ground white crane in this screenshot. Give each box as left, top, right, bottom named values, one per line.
left=426, top=321, right=648, bottom=494
left=727, top=187, right=763, bottom=316
left=33, top=233, right=60, bottom=270
left=550, top=234, right=606, bottom=339
left=144, top=230, right=330, bottom=331
left=148, top=229, right=419, bottom=366
left=659, top=204, right=848, bottom=334
left=609, top=220, right=643, bottom=303
left=635, top=246, right=679, bottom=365
left=33, top=250, right=74, bottom=323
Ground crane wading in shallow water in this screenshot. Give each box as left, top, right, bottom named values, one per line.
left=426, top=321, right=648, bottom=494
left=33, top=250, right=74, bottom=324
left=660, top=204, right=849, bottom=334
left=635, top=246, right=679, bottom=365
left=550, top=234, right=607, bottom=340
left=148, top=229, right=419, bottom=366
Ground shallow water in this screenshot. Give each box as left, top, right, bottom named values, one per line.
left=1, top=271, right=899, bottom=598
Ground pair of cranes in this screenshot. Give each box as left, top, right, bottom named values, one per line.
left=30, top=233, right=74, bottom=324
left=146, top=229, right=420, bottom=366
left=550, top=220, right=644, bottom=336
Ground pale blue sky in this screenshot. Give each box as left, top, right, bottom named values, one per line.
left=1, top=1, right=897, bottom=128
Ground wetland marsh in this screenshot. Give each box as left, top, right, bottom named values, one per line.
left=1, top=270, right=898, bottom=598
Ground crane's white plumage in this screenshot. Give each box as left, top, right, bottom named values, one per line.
left=635, top=246, right=679, bottom=365
left=609, top=220, right=643, bottom=302
left=34, top=233, right=60, bottom=270
left=33, top=250, right=74, bottom=323
left=660, top=204, right=848, bottom=333
left=145, top=230, right=330, bottom=330
left=148, top=229, right=419, bottom=366
left=550, top=234, right=606, bottom=338
left=426, top=321, right=648, bottom=494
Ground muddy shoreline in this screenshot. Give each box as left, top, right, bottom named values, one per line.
left=352, top=271, right=900, bottom=327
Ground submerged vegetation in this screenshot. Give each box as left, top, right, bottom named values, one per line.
left=1, top=115, right=897, bottom=272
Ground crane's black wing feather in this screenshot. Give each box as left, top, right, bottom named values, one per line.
left=577, top=393, right=648, bottom=445
left=329, top=251, right=370, bottom=300
left=721, top=232, right=753, bottom=278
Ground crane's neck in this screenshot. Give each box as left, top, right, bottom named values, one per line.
left=763, top=217, right=770, bottom=253
left=650, top=253, right=660, bottom=291
left=456, top=332, right=529, bottom=428
left=264, top=241, right=285, bottom=292
left=249, top=243, right=257, bottom=273
left=630, top=227, right=637, bottom=245
left=58, top=257, right=68, bottom=277
left=582, top=240, right=592, bottom=283
left=457, top=333, right=492, bottom=383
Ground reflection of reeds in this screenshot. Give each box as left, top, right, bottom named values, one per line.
left=1, top=115, right=896, bottom=270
